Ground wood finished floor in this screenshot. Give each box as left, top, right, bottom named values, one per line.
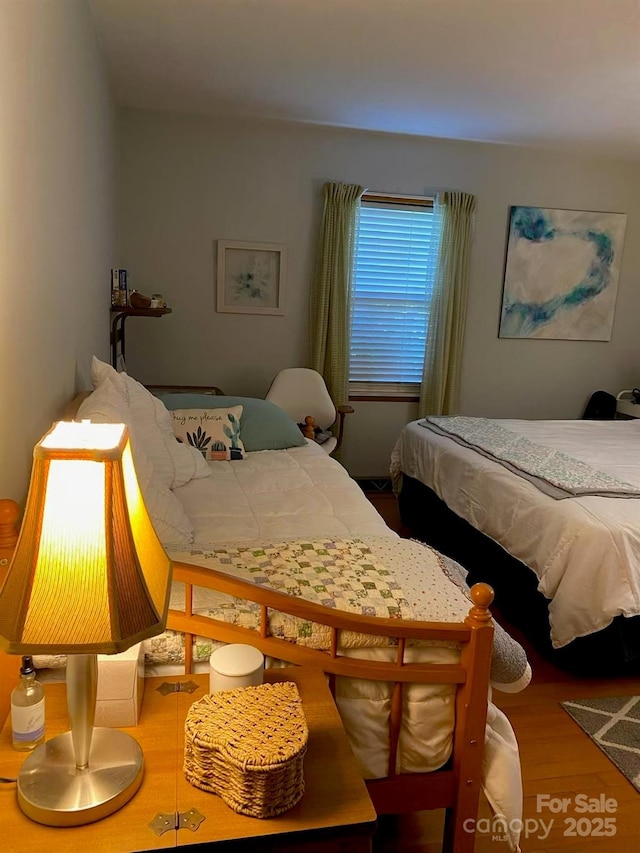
left=365, top=491, right=640, bottom=853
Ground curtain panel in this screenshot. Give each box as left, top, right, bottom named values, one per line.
left=310, top=182, right=364, bottom=408
left=419, top=191, right=476, bottom=417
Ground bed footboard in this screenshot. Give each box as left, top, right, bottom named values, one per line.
left=170, top=560, right=494, bottom=853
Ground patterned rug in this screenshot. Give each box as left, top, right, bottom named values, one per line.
left=561, top=695, right=640, bottom=791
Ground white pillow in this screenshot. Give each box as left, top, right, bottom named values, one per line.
left=170, top=407, right=245, bottom=460
left=90, top=357, right=210, bottom=489
left=77, top=379, right=194, bottom=549
left=77, top=376, right=151, bottom=479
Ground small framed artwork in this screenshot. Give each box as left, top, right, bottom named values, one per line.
left=217, top=240, right=287, bottom=315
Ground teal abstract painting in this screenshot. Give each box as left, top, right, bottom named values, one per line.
left=499, top=206, right=627, bottom=340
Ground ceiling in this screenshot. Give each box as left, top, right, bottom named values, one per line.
left=88, top=0, right=640, bottom=160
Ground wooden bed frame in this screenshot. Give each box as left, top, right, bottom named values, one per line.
left=0, top=399, right=499, bottom=853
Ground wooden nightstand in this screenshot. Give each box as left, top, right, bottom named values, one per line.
left=0, top=667, right=376, bottom=852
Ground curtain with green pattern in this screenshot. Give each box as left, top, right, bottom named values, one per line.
left=310, top=182, right=364, bottom=407
left=419, top=191, right=476, bottom=417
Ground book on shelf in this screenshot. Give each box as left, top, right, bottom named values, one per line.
left=111, top=268, right=128, bottom=307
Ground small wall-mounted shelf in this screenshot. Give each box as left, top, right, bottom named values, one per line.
left=110, top=306, right=172, bottom=369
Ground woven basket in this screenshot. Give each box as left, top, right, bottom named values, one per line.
left=184, top=681, right=308, bottom=818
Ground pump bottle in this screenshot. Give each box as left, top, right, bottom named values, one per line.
left=10, top=655, right=45, bottom=751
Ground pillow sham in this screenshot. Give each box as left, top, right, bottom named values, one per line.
left=170, top=407, right=245, bottom=461
left=155, top=394, right=306, bottom=452
left=90, top=357, right=210, bottom=488
left=77, top=379, right=194, bottom=548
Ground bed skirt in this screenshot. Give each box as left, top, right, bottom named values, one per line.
left=398, top=474, right=640, bottom=675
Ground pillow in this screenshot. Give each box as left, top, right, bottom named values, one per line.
left=77, top=379, right=194, bottom=548
left=155, top=394, right=306, bottom=452
left=170, top=407, right=245, bottom=461
left=90, top=357, right=210, bottom=488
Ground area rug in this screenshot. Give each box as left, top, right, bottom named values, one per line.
left=561, top=695, right=640, bottom=791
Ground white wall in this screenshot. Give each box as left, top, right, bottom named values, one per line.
left=0, top=0, right=115, bottom=501
left=116, top=110, right=640, bottom=476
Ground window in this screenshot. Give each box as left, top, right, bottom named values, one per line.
left=349, top=193, right=440, bottom=397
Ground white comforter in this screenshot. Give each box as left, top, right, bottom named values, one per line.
left=172, top=439, right=525, bottom=850
left=174, top=439, right=391, bottom=544
left=392, top=418, right=640, bottom=649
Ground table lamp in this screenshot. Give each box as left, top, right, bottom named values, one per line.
left=0, top=420, right=172, bottom=826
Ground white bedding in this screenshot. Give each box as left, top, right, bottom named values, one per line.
left=392, top=418, right=640, bottom=649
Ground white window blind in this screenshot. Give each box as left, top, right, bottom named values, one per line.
left=350, top=198, right=440, bottom=389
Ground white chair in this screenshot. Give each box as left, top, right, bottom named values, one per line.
left=265, top=368, right=353, bottom=455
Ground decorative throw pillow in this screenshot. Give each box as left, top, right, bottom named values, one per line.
left=90, top=356, right=210, bottom=488
left=170, top=407, right=245, bottom=461
left=155, top=394, right=307, bottom=451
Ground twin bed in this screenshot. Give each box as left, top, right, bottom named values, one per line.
left=0, top=359, right=531, bottom=853
left=393, top=415, right=640, bottom=673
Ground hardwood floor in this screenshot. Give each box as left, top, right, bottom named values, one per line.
left=364, top=491, right=640, bottom=852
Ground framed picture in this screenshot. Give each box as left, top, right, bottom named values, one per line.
left=217, top=240, right=287, bottom=315
left=499, top=206, right=627, bottom=341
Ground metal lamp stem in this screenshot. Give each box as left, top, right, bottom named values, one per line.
left=66, top=654, right=97, bottom=770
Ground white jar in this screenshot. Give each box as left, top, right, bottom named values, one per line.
left=209, top=644, right=264, bottom=694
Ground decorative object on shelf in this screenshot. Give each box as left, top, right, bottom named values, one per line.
left=184, top=681, right=308, bottom=818
left=128, top=289, right=152, bottom=309
left=217, top=240, right=287, bottom=315
left=499, top=206, right=627, bottom=341
left=150, top=293, right=166, bottom=308
left=0, top=420, right=172, bottom=826
left=110, top=268, right=128, bottom=307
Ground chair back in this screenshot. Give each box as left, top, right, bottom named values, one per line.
left=266, top=368, right=336, bottom=430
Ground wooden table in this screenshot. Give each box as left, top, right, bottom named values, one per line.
left=0, top=667, right=376, bottom=852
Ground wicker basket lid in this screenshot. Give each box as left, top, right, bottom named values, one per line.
left=185, top=681, right=308, bottom=771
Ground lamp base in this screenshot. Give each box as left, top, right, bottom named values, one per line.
left=17, top=728, right=144, bottom=826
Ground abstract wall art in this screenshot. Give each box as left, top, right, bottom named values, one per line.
left=499, top=206, right=627, bottom=340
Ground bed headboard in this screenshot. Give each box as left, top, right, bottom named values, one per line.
left=0, top=500, right=21, bottom=727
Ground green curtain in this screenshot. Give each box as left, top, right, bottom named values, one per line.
left=310, top=182, right=364, bottom=407
left=419, top=191, right=476, bottom=417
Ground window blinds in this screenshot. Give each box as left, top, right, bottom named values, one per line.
left=350, top=202, right=439, bottom=386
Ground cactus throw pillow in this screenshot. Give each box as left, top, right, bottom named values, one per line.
left=170, top=407, right=245, bottom=461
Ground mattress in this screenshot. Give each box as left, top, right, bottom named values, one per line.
left=392, top=418, right=640, bottom=648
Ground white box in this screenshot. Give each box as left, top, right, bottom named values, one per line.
left=95, top=643, right=145, bottom=728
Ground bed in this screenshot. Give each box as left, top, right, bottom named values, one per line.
left=0, top=360, right=531, bottom=853
left=392, top=415, right=640, bottom=674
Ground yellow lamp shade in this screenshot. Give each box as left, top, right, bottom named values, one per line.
left=0, top=420, right=172, bottom=655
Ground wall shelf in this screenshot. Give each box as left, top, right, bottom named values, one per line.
left=110, top=306, right=172, bottom=368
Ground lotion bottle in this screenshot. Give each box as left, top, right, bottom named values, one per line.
left=11, top=655, right=45, bottom=751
